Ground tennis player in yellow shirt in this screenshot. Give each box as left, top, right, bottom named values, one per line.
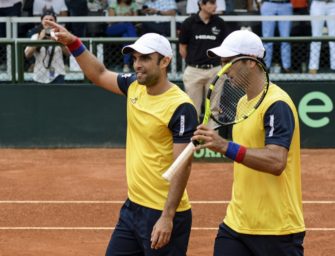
left=193, top=30, right=306, bottom=256
left=45, top=21, right=198, bottom=255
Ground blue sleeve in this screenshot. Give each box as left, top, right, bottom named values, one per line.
left=116, top=73, right=137, bottom=96
left=264, top=101, right=295, bottom=149
left=168, top=103, right=199, bottom=143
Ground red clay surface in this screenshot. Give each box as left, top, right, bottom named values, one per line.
left=0, top=148, right=334, bottom=256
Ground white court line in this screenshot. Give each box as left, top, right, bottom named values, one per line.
left=0, top=200, right=334, bottom=204
left=0, top=227, right=334, bottom=231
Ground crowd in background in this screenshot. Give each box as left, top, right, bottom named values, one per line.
left=1, top=0, right=335, bottom=81
left=1, top=0, right=311, bottom=38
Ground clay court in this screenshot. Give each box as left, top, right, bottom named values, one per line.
left=0, top=148, right=334, bottom=255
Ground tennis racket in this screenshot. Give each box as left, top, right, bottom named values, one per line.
left=162, top=56, right=269, bottom=181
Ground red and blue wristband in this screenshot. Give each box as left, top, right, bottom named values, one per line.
left=225, top=141, right=247, bottom=163
left=67, top=37, right=86, bottom=57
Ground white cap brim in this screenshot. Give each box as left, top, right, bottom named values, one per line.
left=207, top=46, right=240, bottom=58
left=122, top=44, right=156, bottom=55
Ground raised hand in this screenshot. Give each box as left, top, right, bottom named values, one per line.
left=44, top=20, right=77, bottom=46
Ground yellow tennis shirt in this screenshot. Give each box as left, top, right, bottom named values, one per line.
left=124, top=80, right=194, bottom=211
left=224, top=83, right=305, bottom=235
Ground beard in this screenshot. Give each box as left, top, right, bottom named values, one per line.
left=137, top=71, right=160, bottom=87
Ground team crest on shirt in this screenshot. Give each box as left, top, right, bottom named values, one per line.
left=212, top=26, right=220, bottom=35
left=130, top=97, right=138, bottom=104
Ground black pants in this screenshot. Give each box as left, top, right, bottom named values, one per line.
left=214, top=223, right=305, bottom=256
left=106, top=199, right=192, bottom=256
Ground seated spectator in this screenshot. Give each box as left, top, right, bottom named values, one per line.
left=28, top=0, right=68, bottom=38
left=140, top=0, right=177, bottom=36
left=0, top=0, right=22, bottom=70
left=24, top=11, right=70, bottom=84
left=225, top=0, right=255, bottom=14
left=176, top=0, right=187, bottom=15
left=228, top=0, right=261, bottom=35
left=106, top=0, right=138, bottom=73
left=87, top=0, right=109, bottom=37
left=0, top=1, right=22, bottom=27
left=33, top=0, right=68, bottom=16
left=65, top=0, right=89, bottom=37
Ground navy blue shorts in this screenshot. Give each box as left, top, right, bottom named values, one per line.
left=105, top=199, right=192, bottom=256
left=214, top=223, right=305, bottom=256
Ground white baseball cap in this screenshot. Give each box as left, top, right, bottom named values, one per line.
left=122, top=33, right=173, bottom=58
left=207, top=30, right=265, bottom=59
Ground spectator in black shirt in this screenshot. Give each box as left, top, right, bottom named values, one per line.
left=179, top=0, right=227, bottom=118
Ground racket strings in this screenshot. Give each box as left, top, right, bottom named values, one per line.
left=210, top=62, right=267, bottom=125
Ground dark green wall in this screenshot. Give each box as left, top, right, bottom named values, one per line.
left=0, top=81, right=334, bottom=148
left=0, top=84, right=126, bottom=148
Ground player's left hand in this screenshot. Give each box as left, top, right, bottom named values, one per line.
left=150, top=215, right=173, bottom=249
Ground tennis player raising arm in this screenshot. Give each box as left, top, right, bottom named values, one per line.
left=45, top=21, right=198, bottom=255
left=192, top=30, right=306, bottom=256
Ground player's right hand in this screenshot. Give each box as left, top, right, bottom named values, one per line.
left=43, top=20, right=77, bottom=46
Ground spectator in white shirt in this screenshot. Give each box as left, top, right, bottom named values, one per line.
left=33, top=0, right=68, bottom=16
left=25, top=11, right=70, bottom=84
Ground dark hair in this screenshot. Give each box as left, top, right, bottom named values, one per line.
left=41, top=9, right=57, bottom=21
left=198, top=0, right=216, bottom=9
left=35, top=9, right=57, bottom=49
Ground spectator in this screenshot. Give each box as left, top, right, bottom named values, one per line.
left=176, top=0, right=187, bottom=15
left=0, top=0, right=22, bottom=22
left=28, top=0, right=68, bottom=38
left=291, top=0, right=309, bottom=73
left=226, top=0, right=261, bottom=35
left=186, top=0, right=225, bottom=14
left=0, top=0, right=22, bottom=70
left=65, top=0, right=89, bottom=37
left=0, top=0, right=22, bottom=29
left=260, top=0, right=293, bottom=73
left=33, top=0, right=68, bottom=16
left=308, top=0, right=335, bottom=74
left=225, top=0, right=255, bottom=13
left=22, top=0, right=34, bottom=16
left=106, top=0, right=138, bottom=72
left=179, top=0, right=227, bottom=117
left=86, top=0, right=109, bottom=37
left=140, top=0, right=177, bottom=36
left=24, top=11, right=69, bottom=84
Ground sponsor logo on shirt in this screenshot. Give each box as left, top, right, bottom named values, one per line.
left=212, top=26, right=220, bottom=35
left=195, top=34, right=217, bottom=40
left=179, top=115, right=185, bottom=136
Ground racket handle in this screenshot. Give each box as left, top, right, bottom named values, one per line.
left=162, top=142, right=195, bottom=181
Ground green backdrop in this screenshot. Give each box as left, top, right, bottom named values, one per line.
left=0, top=81, right=333, bottom=148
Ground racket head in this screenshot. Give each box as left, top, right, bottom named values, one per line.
left=202, top=56, right=269, bottom=127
